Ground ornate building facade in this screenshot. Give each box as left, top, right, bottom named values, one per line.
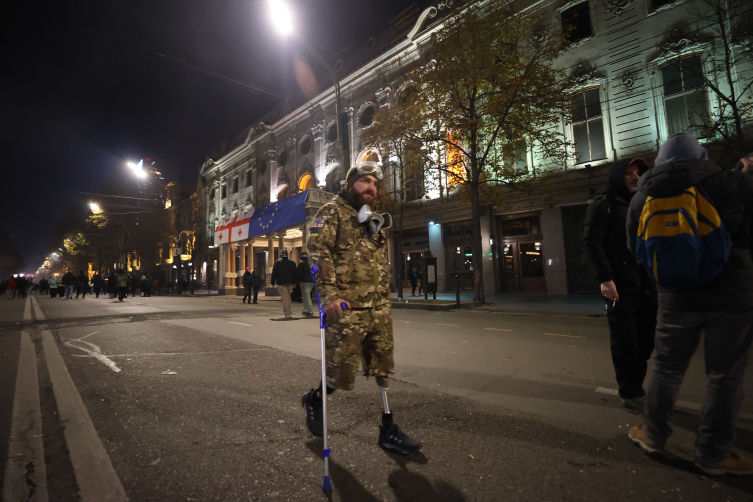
left=197, top=0, right=753, bottom=296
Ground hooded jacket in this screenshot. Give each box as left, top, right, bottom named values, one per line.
left=297, top=257, right=313, bottom=283
left=627, top=134, right=753, bottom=311
left=271, top=256, right=298, bottom=286
left=582, top=158, right=651, bottom=290
left=242, top=270, right=253, bottom=287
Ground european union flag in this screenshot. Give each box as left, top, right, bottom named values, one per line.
left=247, top=189, right=309, bottom=239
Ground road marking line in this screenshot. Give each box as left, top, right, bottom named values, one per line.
left=76, top=331, right=100, bottom=341
left=30, top=295, right=44, bottom=320
left=485, top=328, right=512, bottom=331
left=2, top=331, right=48, bottom=502
left=59, top=335, right=120, bottom=373
left=594, top=387, right=753, bottom=420
left=226, top=321, right=255, bottom=327
left=24, top=295, right=32, bottom=321
left=545, top=333, right=586, bottom=339
left=102, top=348, right=272, bottom=358
left=41, top=330, right=129, bottom=502
left=436, top=323, right=460, bottom=326
left=31, top=298, right=128, bottom=501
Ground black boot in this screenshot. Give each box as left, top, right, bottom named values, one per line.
left=378, top=413, right=422, bottom=454
left=301, top=389, right=323, bottom=437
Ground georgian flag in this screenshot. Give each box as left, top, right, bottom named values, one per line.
left=214, top=209, right=255, bottom=246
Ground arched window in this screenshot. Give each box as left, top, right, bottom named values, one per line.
left=298, top=174, right=314, bottom=191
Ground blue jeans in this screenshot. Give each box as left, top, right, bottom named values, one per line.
left=65, top=285, right=74, bottom=298
left=643, top=308, right=753, bottom=463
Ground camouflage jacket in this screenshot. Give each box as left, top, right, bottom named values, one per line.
left=308, top=194, right=391, bottom=309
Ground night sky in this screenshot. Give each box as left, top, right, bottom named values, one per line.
left=1, top=0, right=413, bottom=272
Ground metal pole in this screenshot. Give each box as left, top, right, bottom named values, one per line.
left=455, top=273, right=460, bottom=307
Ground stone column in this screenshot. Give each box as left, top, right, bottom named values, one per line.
left=239, top=243, right=246, bottom=273
left=301, top=224, right=307, bottom=254
left=247, top=240, right=254, bottom=271
left=267, top=235, right=274, bottom=272
left=218, top=244, right=225, bottom=292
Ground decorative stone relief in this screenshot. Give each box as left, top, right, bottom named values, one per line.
left=606, top=0, right=631, bottom=17
left=659, top=37, right=693, bottom=58
left=311, top=124, right=324, bottom=139
left=267, top=150, right=277, bottom=161
left=620, top=70, right=636, bottom=95
left=570, top=63, right=597, bottom=86
left=375, top=87, right=391, bottom=108
left=326, top=152, right=339, bottom=165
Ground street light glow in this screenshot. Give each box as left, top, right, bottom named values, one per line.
left=269, top=0, right=293, bottom=34
left=90, top=202, right=102, bottom=214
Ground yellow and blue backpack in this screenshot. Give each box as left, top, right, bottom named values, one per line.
left=635, top=185, right=731, bottom=288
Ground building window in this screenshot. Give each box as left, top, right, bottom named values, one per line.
left=661, top=54, right=709, bottom=138
left=246, top=169, right=252, bottom=187
left=650, top=0, right=674, bottom=9
left=210, top=188, right=215, bottom=200
left=299, top=136, right=312, bottom=155
left=221, top=184, right=227, bottom=199
left=561, top=2, right=592, bottom=44
left=278, top=149, right=289, bottom=167
left=571, top=87, right=606, bottom=164
left=326, top=123, right=338, bottom=143
left=233, top=177, right=239, bottom=194
left=358, top=105, right=376, bottom=128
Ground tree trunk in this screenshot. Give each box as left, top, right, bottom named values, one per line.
left=469, top=181, right=485, bottom=304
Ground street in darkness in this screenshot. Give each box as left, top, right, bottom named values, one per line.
left=1, top=295, right=752, bottom=501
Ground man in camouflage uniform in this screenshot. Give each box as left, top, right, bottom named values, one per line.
left=301, top=162, right=422, bottom=455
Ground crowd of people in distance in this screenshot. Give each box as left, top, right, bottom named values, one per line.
left=1, top=269, right=160, bottom=302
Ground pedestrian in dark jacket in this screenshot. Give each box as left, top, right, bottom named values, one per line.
left=93, top=273, right=102, bottom=298
left=250, top=269, right=261, bottom=304
left=129, top=274, right=138, bottom=298
left=242, top=268, right=253, bottom=304
left=270, top=249, right=298, bottom=318
left=297, top=252, right=315, bottom=316
left=107, top=272, right=116, bottom=298
left=626, top=133, right=753, bottom=476
left=76, top=271, right=88, bottom=298
left=62, top=270, right=76, bottom=299
left=582, top=157, right=657, bottom=412
left=409, top=267, right=418, bottom=296
left=143, top=275, right=153, bottom=297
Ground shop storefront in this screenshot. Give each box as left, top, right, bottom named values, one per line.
left=497, top=212, right=546, bottom=293
left=443, top=220, right=474, bottom=292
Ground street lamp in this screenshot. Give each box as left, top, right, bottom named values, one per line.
left=90, top=202, right=102, bottom=214
left=269, top=0, right=350, bottom=171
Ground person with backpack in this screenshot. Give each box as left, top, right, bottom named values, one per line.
left=582, top=157, right=657, bottom=413
left=626, top=133, right=753, bottom=476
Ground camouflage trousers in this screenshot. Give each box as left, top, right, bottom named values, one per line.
left=325, top=304, right=394, bottom=391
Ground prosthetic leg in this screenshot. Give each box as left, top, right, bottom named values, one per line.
left=376, top=375, right=421, bottom=454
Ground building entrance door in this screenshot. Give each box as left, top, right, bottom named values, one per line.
left=501, top=242, right=518, bottom=292
left=497, top=212, right=545, bottom=293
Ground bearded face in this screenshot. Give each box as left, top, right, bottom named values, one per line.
left=348, top=175, right=379, bottom=207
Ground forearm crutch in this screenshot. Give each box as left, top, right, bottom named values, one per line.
left=310, top=263, right=347, bottom=493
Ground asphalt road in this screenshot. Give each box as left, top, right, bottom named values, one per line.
left=1, top=293, right=752, bottom=501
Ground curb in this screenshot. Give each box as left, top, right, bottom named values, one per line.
left=391, top=301, right=482, bottom=311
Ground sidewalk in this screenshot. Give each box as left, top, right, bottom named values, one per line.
left=392, top=289, right=605, bottom=316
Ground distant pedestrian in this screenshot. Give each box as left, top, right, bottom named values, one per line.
left=242, top=267, right=253, bottom=304
left=250, top=269, right=260, bottom=304
left=297, top=252, right=315, bottom=316
left=6, top=277, right=15, bottom=299
left=107, top=272, right=116, bottom=298
left=582, top=157, right=657, bottom=413
left=130, top=274, right=138, bottom=298
left=62, top=270, right=76, bottom=299
left=92, top=272, right=103, bottom=298
left=76, top=271, right=88, bottom=299
left=48, top=276, right=58, bottom=298
left=144, top=275, right=153, bottom=297
left=116, top=269, right=127, bottom=301
left=270, top=248, right=298, bottom=319
left=626, top=134, right=753, bottom=475
left=409, top=267, right=417, bottom=296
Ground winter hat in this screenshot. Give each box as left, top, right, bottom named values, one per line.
left=654, top=133, right=708, bottom=166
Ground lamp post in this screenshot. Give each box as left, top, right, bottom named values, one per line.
left=269, top=0, right=350, bottom=172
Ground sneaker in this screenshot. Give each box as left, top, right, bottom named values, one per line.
left=628, top=424, right=666, bottom=456
left=622, top=397, right=645, bottom=413
left=378, top=415, right=422, bottom=455
left=696, top=452, right=753, bottom=476
left=301, top=389, right=323, bottom=437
